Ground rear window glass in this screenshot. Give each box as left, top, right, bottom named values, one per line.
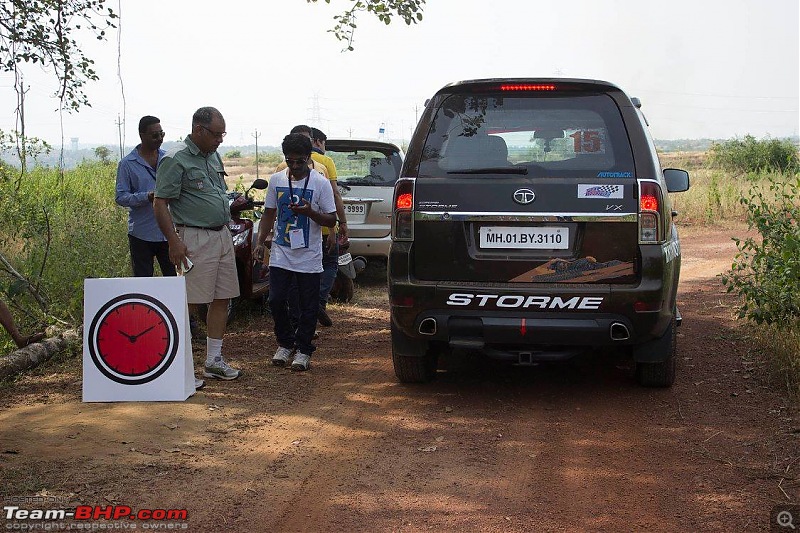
left=417, top=92, right=634, bottom=178
left=328, top=148, right=402, bottom=187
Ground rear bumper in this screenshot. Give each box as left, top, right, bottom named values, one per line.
left=391, top=307, right=657, bottom=347
left=348, top=235, right=391, bottom=258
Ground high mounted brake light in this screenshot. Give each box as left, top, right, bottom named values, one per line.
left=500, top=84, right=556, bottom=91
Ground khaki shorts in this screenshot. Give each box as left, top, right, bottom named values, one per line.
left=177, top=226, right=240, bottom=304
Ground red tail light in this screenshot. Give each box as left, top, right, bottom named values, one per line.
left=638, top=181, right=663, bottom=243
left=396, top=193, right=413, bottom=210
left=392, top=179, right=415, bottom=241
left=640, top=193, right=659, bottom=212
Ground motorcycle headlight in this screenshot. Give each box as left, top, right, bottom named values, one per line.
left=231, top=228, right=251, bottom=247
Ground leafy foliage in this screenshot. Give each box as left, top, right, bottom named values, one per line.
left=709, top=135, right=800, bottom=174
left=722, top=173, right=800, bottom=326
left=94, top=146, right=111, bottom=164
left=0, top=162, right=129, bottom=350
left=0, top=129, right=52, bottom=176
left=224, top=149, right=242, bottom=159
left=0, top=0, right=117, bottom=111
left=307, top=0, right=425, bottom=51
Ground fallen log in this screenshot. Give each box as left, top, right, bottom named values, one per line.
left=0, top=329, right=81, bottom=380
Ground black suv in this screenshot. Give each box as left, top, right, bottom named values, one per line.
left=388, top=79, right=690, bottom=387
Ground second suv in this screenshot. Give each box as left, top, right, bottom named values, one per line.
left=388, top=78, right=690, bottom=387
left=326, top=139, right=404, bottom=273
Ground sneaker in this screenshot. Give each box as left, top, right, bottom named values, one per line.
left=203, top=359, right=242, bottom=380
left=291, top=352, right=311, bottom=371
left=194, top=378, right=206, bottom=390
left=318, top=308, right=333, bottom=327
left=272, top=346, right=293, bottom=367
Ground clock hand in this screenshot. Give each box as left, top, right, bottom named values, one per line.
left=117, top=329, right=137, bottom=343
left=130, top=325, right=156, bottom=341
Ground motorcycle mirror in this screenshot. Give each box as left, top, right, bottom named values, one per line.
left=250, top=178, right=268, bottom=190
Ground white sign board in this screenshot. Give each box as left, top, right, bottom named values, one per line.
left=83, top=277, right=195, bottom=402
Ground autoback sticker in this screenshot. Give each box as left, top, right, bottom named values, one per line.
left=578, top=184, right=624, bottom=199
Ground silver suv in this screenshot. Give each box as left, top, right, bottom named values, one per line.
left=326, top=139, right=404, bottom=272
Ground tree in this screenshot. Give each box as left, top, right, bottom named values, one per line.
left=0, top=1, right=118, bottom=112
left=307, top=0, right=426, bottom=51
left=94, top=146, right=111, bottom=164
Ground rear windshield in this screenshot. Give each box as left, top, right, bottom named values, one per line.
left=327, top=147, right=403, bottom=187
left=417, top=92, right=634, bottom=178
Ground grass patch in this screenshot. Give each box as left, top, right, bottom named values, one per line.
left=749, top=325, right=800, bottom=399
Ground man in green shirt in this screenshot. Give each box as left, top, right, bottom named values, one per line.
left=154, top=106, right=242, bottom=383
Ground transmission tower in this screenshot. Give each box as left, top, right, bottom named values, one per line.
left=309, top=93, right=322, bottom=125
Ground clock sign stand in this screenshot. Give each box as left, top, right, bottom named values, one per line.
left=83, top=277, right=196, bottom=402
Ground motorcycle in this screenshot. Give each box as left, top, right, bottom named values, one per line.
left=226, top=178, right=269, bottom=320
left=328, top=234, right=364, bottom=303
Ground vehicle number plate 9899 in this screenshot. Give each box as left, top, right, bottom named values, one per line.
left=478, top=226, right=569, bottom=249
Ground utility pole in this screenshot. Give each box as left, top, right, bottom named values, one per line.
left=115, top=115, right=124, bottom=161
left=252, top=129, right=261, bottom=179
left=348, top=127, right=354, bottom=139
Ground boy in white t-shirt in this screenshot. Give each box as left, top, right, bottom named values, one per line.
left=255, top=134, right=337, bottom=371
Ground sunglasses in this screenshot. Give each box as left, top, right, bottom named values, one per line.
left=150, top=131, right=166, bottom=139
left=285, top=158, right=308, bottom=166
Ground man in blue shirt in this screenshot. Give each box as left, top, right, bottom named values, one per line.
left=115, top=116, right=176, bottom=277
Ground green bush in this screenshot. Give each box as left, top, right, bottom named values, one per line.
left=0, top=162, right=129, bottom=348
left=224, top=149, right=242, bottom=159
left=722, top=173, right=800, bottom=326
left=709, top=135, right=800, bottom=174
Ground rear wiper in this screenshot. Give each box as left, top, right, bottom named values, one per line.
left=447, top=167, right=528, bottom=175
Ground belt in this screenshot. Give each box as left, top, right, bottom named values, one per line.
left=176, top=224, right=226, bottom=231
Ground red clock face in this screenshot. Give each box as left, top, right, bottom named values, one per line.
left=88, top=294, right=179, bottom=385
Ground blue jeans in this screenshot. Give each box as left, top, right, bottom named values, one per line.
left=288, top=235, right=338, bottom=326
left=269, top=267, right=320, bottom=356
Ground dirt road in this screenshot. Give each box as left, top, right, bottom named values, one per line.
left=1, top=225, right=798, bottom=532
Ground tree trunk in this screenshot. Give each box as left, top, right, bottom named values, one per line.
left=0, top=329, right=80, bottom=380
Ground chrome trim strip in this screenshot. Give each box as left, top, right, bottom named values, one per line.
left=414, top=211, right=637, bottom=223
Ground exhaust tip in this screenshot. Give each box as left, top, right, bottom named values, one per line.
left=419, top=318, right=437, bottom=336
left=610, top=322, right=630, bottom=341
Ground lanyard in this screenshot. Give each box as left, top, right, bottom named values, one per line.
left=286, top=169, right=310, bottom=206
left=286, top=169, right=310, bottom=224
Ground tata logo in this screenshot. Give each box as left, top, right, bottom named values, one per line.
left=513, top=188, right=535, bottom=205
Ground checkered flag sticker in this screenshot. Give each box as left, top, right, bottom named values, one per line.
left=578, top=184, right=623, bottom=198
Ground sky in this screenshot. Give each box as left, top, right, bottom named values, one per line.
left=0, top=0, right=798, bottom=150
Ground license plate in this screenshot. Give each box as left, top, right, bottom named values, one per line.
left=479, top=226, right=569, bottom=249
left=344, top=203, right=366, bottom=223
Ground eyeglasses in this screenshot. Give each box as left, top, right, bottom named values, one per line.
left=285, top=157, right=308, bottom=166
left=150, top=131, right=166, bottom=139
left=199, top=124, right=227, bottom=139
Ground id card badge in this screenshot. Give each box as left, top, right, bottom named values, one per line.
left=289, top=228, right=305, bottom=249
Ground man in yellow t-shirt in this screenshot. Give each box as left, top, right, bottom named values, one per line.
left=310, top=128, right=347, bottom=327
left=279, top=125, right=346, bottom=329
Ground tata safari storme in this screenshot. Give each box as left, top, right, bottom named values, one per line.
left=388, top=79, right=690, bottom=386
